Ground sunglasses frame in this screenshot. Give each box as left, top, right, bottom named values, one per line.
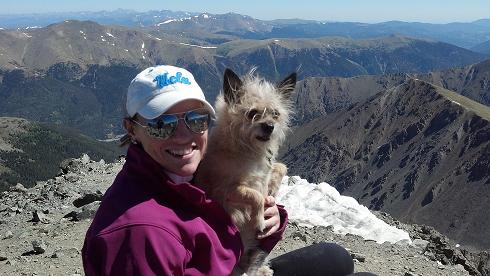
left=131, top=108, right=211, bottom=140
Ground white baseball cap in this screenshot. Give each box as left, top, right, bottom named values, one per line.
left=126, top=65, right=215, bottom=119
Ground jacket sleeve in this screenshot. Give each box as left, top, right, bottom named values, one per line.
left=259, top=204, right=288, bottom=253
left=83, top=225, right=189, bottom=276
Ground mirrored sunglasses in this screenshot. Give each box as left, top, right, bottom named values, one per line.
left=131, top=108, right=211, bottom=140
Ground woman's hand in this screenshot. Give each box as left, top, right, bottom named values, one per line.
left=257, top=196, right=280, bottom=239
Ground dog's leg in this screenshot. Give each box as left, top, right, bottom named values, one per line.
left=256, top=265, right=274, bottom=276
left=268, top=162, right=287, bottom=197
left=228, top=185, right=266, bottom=231
left=246, top=249, right=273, bottom=276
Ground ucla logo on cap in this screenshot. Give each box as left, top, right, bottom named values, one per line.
left=153, top=72, right=191, bottom=88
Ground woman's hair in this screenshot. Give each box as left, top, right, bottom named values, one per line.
left=119, top=114, right=138, bottom=147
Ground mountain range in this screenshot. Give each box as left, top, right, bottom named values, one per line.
left=2, top=10, right=490, bottom=50
left=0, top=20, right=487, bottom=138
left=0, top=13, right=489, bottom=252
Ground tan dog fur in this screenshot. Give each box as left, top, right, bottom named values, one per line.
left=195, top=68, right=296, bottom=275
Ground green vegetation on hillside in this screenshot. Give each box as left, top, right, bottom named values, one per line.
left=0, top=122, right=124, bottom=192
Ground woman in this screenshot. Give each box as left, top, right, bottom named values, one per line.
left=82, top=65, right=286, bottom=275
left=82, top=65, right=374, bottom=276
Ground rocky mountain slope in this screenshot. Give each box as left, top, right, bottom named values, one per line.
left=418, top=59, right=490, bottom=106
left=2, top=20, right=485, bottom=139
left=282, top=79, right=490, bottom=250
left=0, top=117, right=122, bottom=192
left=288, top=58, right=490, bottom=128
left=218, top=34, right=486, bottom=78
left=0, top=154, right=487, bottom=276
left=290, top=74, right=407, bottom=125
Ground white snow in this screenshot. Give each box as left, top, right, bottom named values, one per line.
left=276, top=176, right=412, bottom=244
left=22, top=32, right=32, bottom=38
left=141, top=42, right=145, bottom=49
left=202, top=13, right=209, bottom=19
left=147, top=34, right=162, bottom=41
left=157, top=17, right=192, bottom=26
left=179, top=42, right=217, bottom=49
left=158, top=19, right=176, bottom=25
left=449, top=99, right=462, bottom=106
left=105, top=32, right=115, bottom=38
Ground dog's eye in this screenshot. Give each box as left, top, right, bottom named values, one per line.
left=272, top=110, right=280, bottom=119
left=247, top=109, right=259, bottom=120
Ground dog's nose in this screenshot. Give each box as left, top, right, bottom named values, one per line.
left=261, top=122, right=274, bottom=135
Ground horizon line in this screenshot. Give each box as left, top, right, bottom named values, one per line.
left=0, top=9, right=488, bottom=25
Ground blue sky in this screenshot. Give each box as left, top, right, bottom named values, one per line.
left=2, top=0, right=489, bottom=23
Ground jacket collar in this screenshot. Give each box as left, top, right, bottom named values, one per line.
left=124, top=143, right=210, bottom=207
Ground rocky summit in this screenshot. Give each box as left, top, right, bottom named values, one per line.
left=0, top=154, right=488, bottom=276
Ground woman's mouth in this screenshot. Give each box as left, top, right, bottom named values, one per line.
left=167, top=145, right=197, bottom=158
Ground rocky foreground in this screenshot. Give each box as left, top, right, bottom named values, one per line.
left=0, top=154, right=488, bottom=276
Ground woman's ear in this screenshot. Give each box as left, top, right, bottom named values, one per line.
left=121, top=118, right=140, bottom=146
left=123, top=118, right=135, bottom=136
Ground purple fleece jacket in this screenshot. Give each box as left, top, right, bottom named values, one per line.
left=82, top=144, right=288, bottom=276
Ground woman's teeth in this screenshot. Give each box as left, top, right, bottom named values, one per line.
left=167, top=147, right=195, bottom=157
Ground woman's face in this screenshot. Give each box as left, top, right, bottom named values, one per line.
left=130, top=100, right=208, bottom=176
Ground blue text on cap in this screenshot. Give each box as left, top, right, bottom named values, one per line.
left=153, top=72, right=191, bottom=88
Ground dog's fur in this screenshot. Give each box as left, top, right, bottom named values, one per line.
left=195, top=68, right=296, bottom=275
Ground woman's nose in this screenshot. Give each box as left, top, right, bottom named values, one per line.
left=171, top=118, right=193, bottom=139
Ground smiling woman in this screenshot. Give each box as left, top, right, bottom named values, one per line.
left=81, top=65, right=288, bottom=275
left=81, top=64, right=379, bottom=276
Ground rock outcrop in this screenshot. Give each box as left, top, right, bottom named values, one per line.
left=0, top=154, right=487, bottom=275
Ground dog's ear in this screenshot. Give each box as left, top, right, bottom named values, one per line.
left=223, top=68, right=243, bottom=105
left=277, top=72, right=297, bottom=98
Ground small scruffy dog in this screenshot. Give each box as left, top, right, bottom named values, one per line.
left=195, top=68, right=296, bottom=275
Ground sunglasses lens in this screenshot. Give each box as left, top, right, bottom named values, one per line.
left=139, top=109, right=210, bottom=139
left=146, top=115, right=178, bottom=139
left=185, top=110, right=210, bottom=133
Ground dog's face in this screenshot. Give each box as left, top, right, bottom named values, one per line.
left=214, top=69, right=296, bottom=153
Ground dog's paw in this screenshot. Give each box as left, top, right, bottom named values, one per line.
left=269, top=162, right=287, bottom=196
left=271, top=162, right=287, bottom=178
left=256, top=265, right=274, bottom=276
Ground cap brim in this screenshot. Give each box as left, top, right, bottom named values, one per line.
left=137, top=93, right=216, bottom=119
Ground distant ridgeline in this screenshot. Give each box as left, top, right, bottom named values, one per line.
left=0, top=118, right=123, bottom=192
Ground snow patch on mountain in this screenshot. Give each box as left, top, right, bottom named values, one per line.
left=277, top=176, right=412, bottom=244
